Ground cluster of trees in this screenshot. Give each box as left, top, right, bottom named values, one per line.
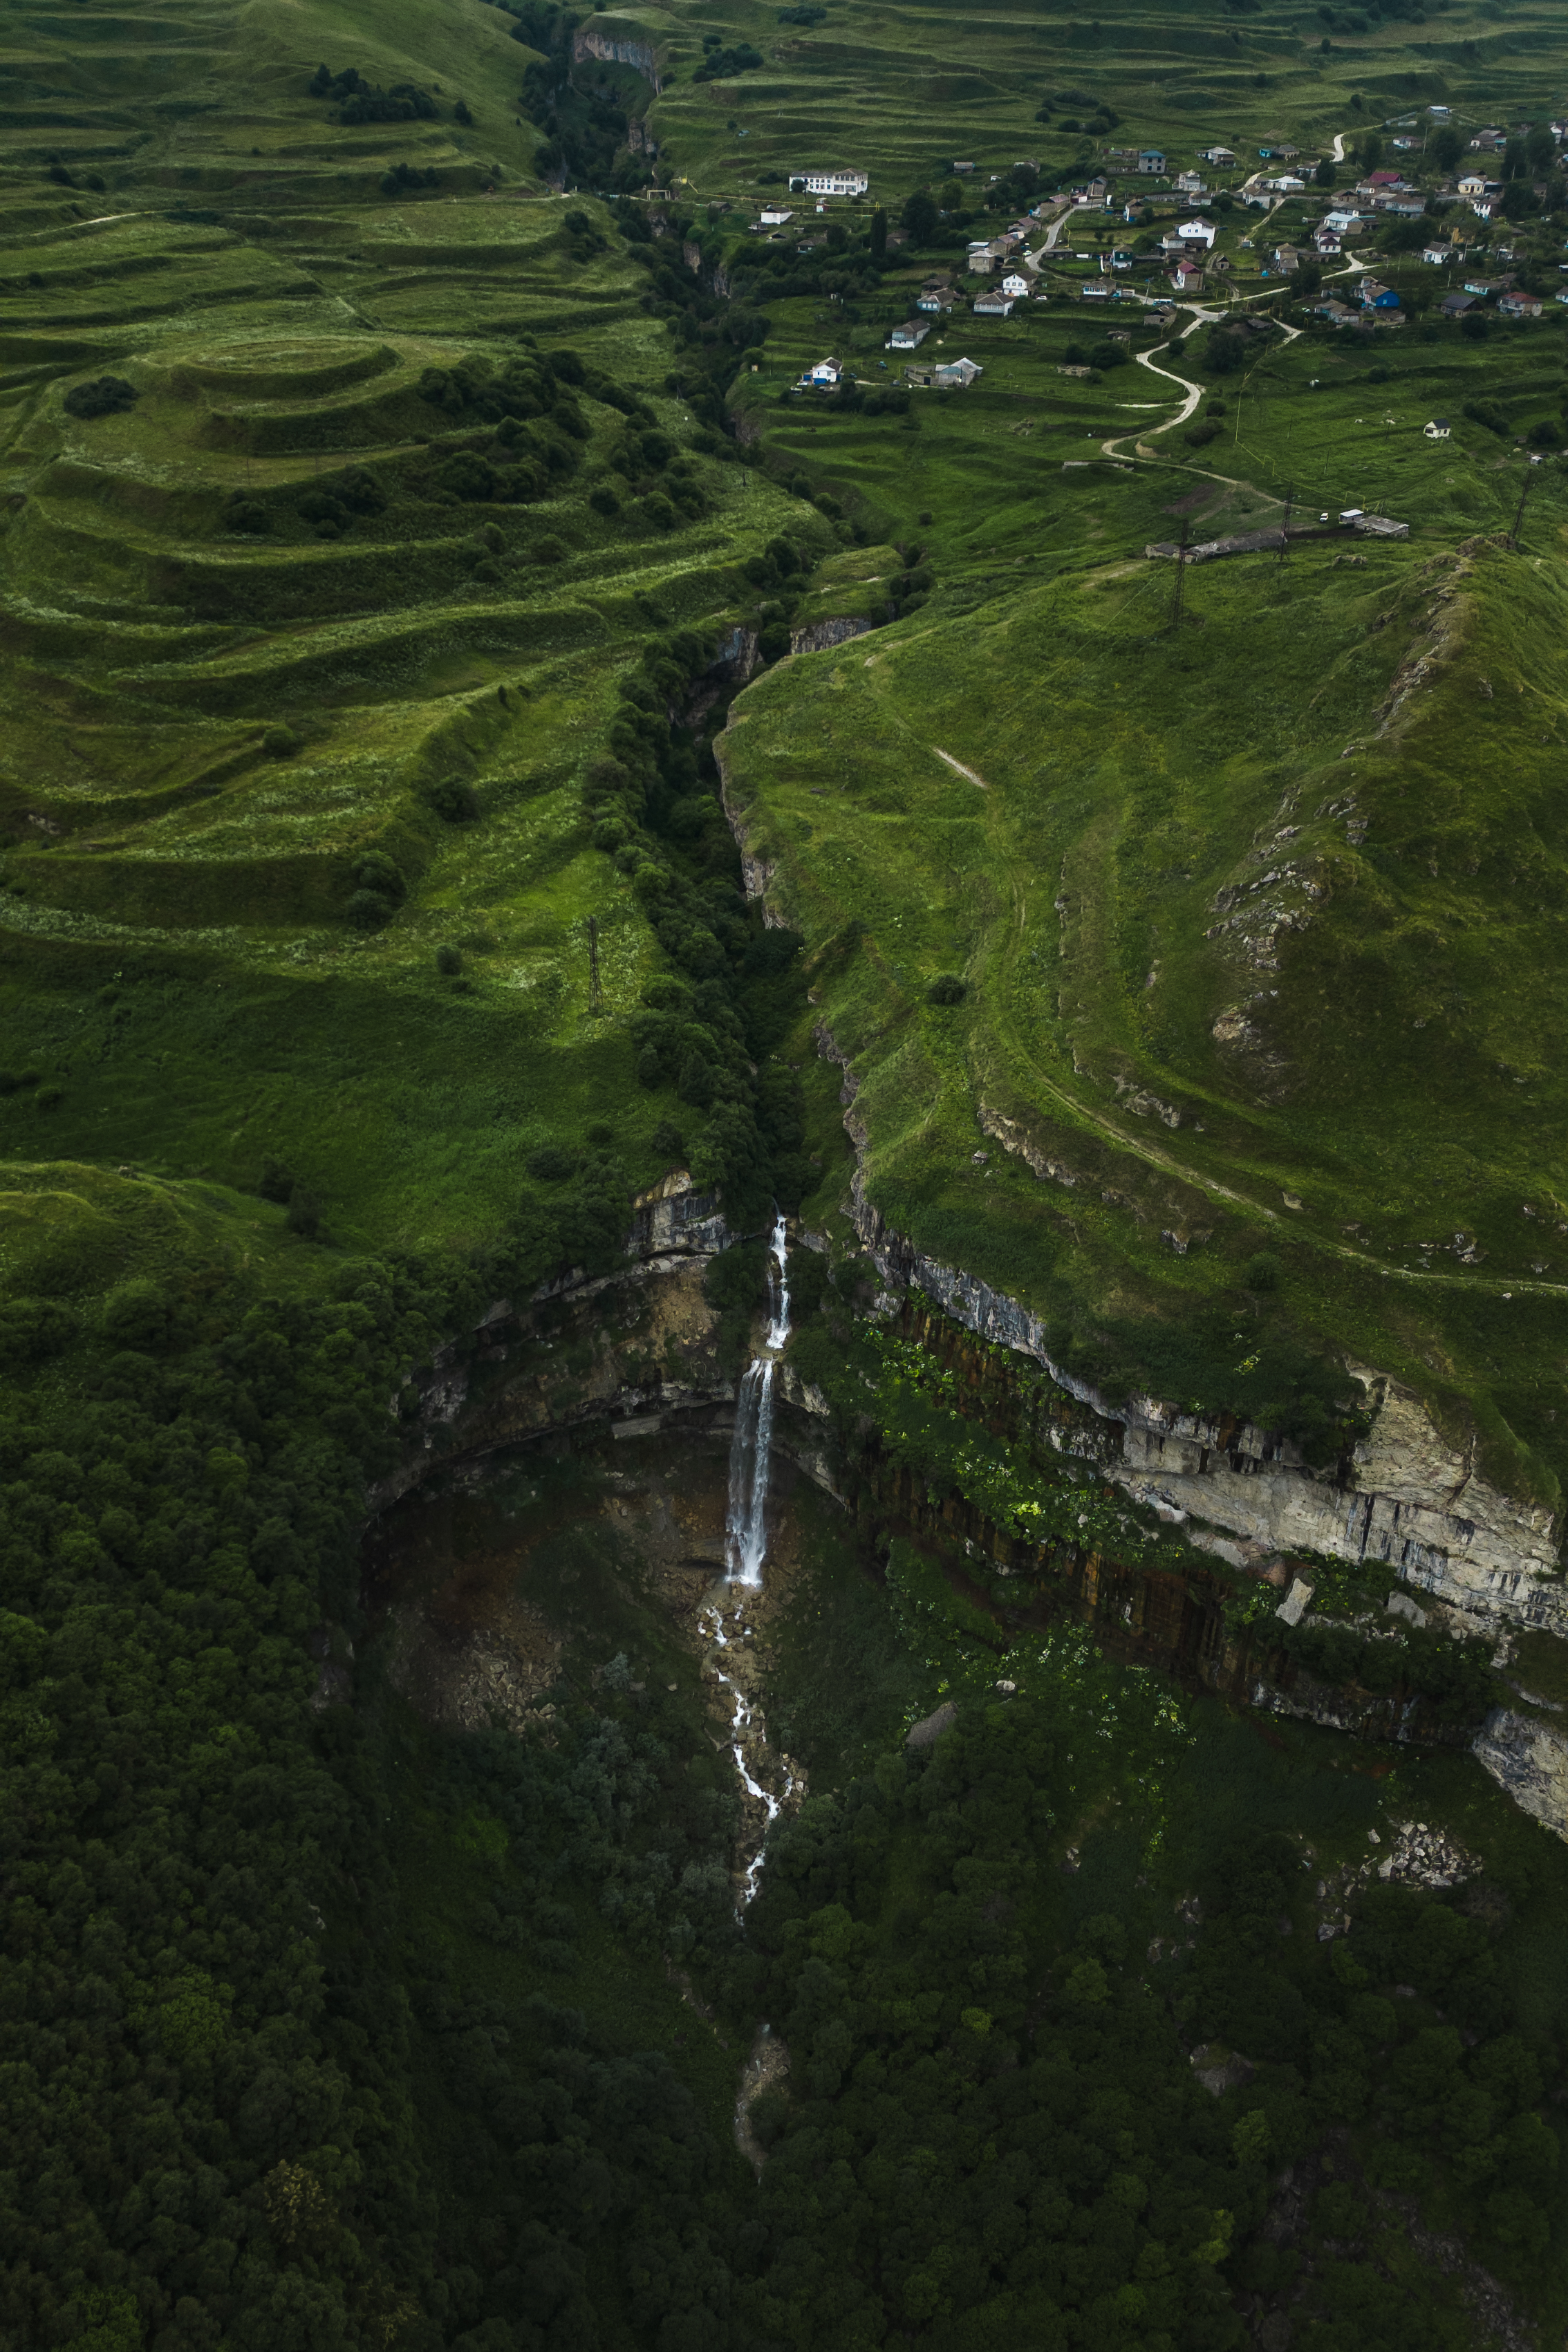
left=406, top=346, right=657, bottom=508
left=1, top=1195, right=1558, bottom=2350
left=693, top=35, right=765, bottom=81
left=579, top=610, right=817, bottom=1217
left=495, top=0, right=648, bottom=191
left=62, top=375, right=138, bottom=420
left=739, top=1704, right=1566, bottom=2346
left=307, top=64, right=438, bottom=124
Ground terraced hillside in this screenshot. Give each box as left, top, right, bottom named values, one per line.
left=0, top=0, right=838, bottom=1265
left=635, top=0, right=1568, bottom=200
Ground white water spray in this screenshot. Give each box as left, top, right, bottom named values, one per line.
left=724, top=1208, right=789, bottom=1586
left=703, top=1605, right=795, bottom=1905
left=707, top=1208, right=794, bottom=1905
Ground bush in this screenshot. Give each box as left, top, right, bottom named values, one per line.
left=433, top=451, right=496, bottom=501
left=263, top=725, right=299, bottom=756
left=926, top=974, right=967, bottom=1005
left=534, top=535, right=566, bottom=563
left=589, top=485, right=621, bottom=516
left=436, top=944, right=463, bottom=976
left=1184, top=420, right=1220, bottom=447
left=346, top=889, right=395, bottom=928
left=528, top=1145, right=577, bottom=1182
left=34, top=1083, right=64, bottom=1110
left=102, top=1279, right=172, bottom=1351
left=651, top=1118, right=686, bottom=1159
left=0, top=1296, right=77, bottom=1363
left=1464, top=398, right=1509, bottom=436
left=1088, top=339, right=1128, bottom=371
left=642, top=494, right=676, bottom=530
left=226, top=501, right=268, bottom=534
left=259, top=1157, right=296, bottom=1204
left=420, top=776, right=481, bottom=822
left=286, top=1186, right=324, bottom=1239
left=63, top=375, right=137, bottom=420
left=351, top=850, right=406, bottom=903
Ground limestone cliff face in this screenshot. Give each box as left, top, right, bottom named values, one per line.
left=571, top=26, right=662, bottom=88
left=789, top=617, right=872, bottom=656
left=1473, top=1708, right=1568, bottom=1842
left=848, top=1179, right=1567, bottom=1643
left=371, top=1175, right=732, bottom=1510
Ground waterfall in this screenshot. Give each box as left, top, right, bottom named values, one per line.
left=725, top=1207, right=789, bottom=1587
left=707, top=1209, right=794, bottom=1907
left=704, top=1603, right=794, bottom=1905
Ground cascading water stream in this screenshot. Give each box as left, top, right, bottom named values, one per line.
left=725, top=1206, right=789, bottom=1585
left=706, top=1208, right=794, bottom=1905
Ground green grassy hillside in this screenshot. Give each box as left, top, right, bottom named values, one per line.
left=640, top=0, right=1568, bottom=202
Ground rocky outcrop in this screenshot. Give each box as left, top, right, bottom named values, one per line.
left=789, top=617, right=872, bottom=656
left=571, top=26, right=661, bottom=88
left=1473, top=1707, right=1568, bottom=1842
left=846, top=1168, right=1566, bottom=1643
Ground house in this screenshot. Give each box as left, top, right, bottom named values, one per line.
left=1457, top=172, right=1487, bottom=197
left=1469, top=129, right=1505, bottom=151
left=886, top=319, right=930, bottom=350
left=1314, top=227, right=1342, bottom=256
left=1312, top=297, right=1360, bottom=326
left=1000, top=268, right=1035, bottom=298
left=799, top=356, right=842, bottom=387
left=758, top=207, right=793, bottom=225
left=1556, top=289, right=1568, bottom=307
left=1429, top=104, right=1451, bottom=118
left=1058, top=363, right=1093, bottom=377
left=1424, top=418, right=1450, bottom=437
left=1169, top=262, right=1204, bottom=292
left=1392, top=136, right=1419, bottom=151
left=1380, top=196, right=1427, bottom=218
left=952, top=161, right=975, bottom=174
left=1199, top=144, right=1236, bottom=165
left=1421, top=243, right=1451, bottom=265
left=1080, top=281, right=1115, bottom=302
left=966, top=240, right=998, bottom=274
left=933, top=356, right=982, bottom=388
left=1359, top=279, right=1401, bottom=310
left=1464, top=274, right=1513, bottom=296
left=1176, top=216, right=1216, bottom=252
left=796, top=169, right=868, bottom=196
left=1137, top=149, right=1166, bottom=174
left=915, top=286, right=956, bottom=312
left=1175, top=171, right=1206, bottom=196
left=1500, top=291, right=1544, bottom=319
left=973, top=288, right=1014, bottom=315
left=1270, top=243, right=1301, bottom=273
left=1471, top=198, right=1502, bottom=223
left=1109, top=248, right=1135, bottom=271
left=1440, top=290, right=1477, bottom=317
left=1366, top=169, right=1403, bottom=188
left=1273, top=142, right=1300, bottom=160
left=1262, top=174, right=1305, bottom=194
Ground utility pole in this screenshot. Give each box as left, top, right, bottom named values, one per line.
left=1169, top=514, right=1190, bottom=631
left=1278, top=479, right=1294, bottom=561
left=587, top=915, right=602, bottom=1011
left=1509, top=463, right=1534, bottom=551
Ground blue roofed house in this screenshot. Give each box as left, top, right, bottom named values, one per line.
left=1137, top=148, right=1166, bottom=174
